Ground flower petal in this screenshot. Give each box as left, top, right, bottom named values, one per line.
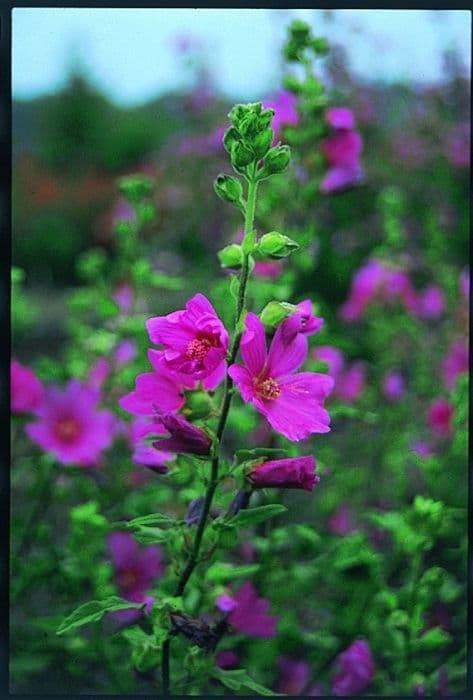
left=240, top=313, right=267, bottom=376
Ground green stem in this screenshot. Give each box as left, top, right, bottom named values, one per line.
left=161, top=171, right=259, bottom=695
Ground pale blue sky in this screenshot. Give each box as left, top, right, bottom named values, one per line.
left=13, top=9, right=471, bottom=105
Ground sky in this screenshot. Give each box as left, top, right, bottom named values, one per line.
left=12, top=8, right=471, bottom=106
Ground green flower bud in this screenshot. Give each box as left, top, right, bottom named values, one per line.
left=260, top=301, right=299, bottom=328
left=256, top=232, right=299, bottom=259
left=182, top=390, right=214, bottom=420
left=231, top=141, right=254, bottom=168
left=283, top=39, right=300, bottom=62
left=117, top=175, right=153, bottom=203
left=239, top=113, right=260, bottom=138
left=256, top=108, right=275, bottom=130
left=217, top=244, right=244, bottom=269
left=261, top=145, right=291, bottom=177
left=228, top=104, right=248, bottom=127
left=223, top=127, right=240, bottom=154
left=253, top=129, right=274, bottom=159
left=311, top=37, right=329, bottom=55
left=290, top=20, right=311, bottom=43
left=282, top=75, right=302, bottom=93
left=214, top=174, right=244, bottom=207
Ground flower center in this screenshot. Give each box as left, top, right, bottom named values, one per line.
left=55, top=417, right=81, bottom=443
left=256, top=377, right=281, bottom=400
left=186, top=337, right=212, bottom=362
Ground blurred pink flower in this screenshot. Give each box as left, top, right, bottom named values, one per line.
left=320, top=112, right=363, bottom=194
left=441, top=339, right=468, bottom=390
left=229, top=313, right=333, bottom=441
left=328, top=505, right=355, bottom=536
left=277, top=656, right=310, bottom=696
left=413, top=285, right=445, bottom=319
left=25, top=380, right=115, bottom=466
left=115, top=339, right=138, bottom=366
left=113, top=284, right=134, bottom=314
left=88, top=358, right=110, bottom=389
left=427, top=399, right=454, bottom=437
left=11, top=359, right=43, bottom=414
left=336, top=362, right=366, bottom=403
left=326, top=107, right=355, bottom=130
left=146, top=294, right=229, bottom=390
left=217, top=582, right=278, bottom=638
left=332, top=639, right=375, bottom=696
left=411, top=440, right=434, bottom=459
left=108, top=531, right=164, bottom=624
left=383, top=371, right=406, bottom=401
left=263, top=90, right=298, bottom=141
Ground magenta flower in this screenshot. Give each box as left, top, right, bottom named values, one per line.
left=115, top=339, right=137, bottom=366
left=441, top=339, right=468, bottom=390
left=25, top=380, right=115, bottom=466
left=152, top=412, right=212, bottom=456
left=427, top=399, right=454, bottom=437
left=339, top=260, right=386, bottom=321
left=263, top=90, right=298, bottom=142
left=320, top=130, right=363, bottom=194
left=247, top=456, right=319, bottom=492
left=332, top=639, right=375, bottom=696
left=216, top=651, right=240, bottom=670
left=119, top=349, right=195, bottom=417
left=383, top=371, right=406, bottom=401
left=88, top=358, right=110, bottom=389
left=328, top=505, right=355, bottom=536
left=112, top=283, right=134, bottom=314
left=277, top=656, right=310, bottom=696
left=280, top=300, right=324, bottom=350
left=146, top=294, right=229, bottom=390
left=217, top=582, right=278, bottom=638
left=108, top=531, right=164, bottom=624
left=11, top=359, right=43, bottom=414
left=336, top=362, right=366, bottom=403
left=326, top=107, right=355, bottom=130
left=411, top=440, right=434, bottom=459
left=229, top=313, right=333, bottom=441
left=313, top=346, right=345, bottom=378
left=129, top=417, right=174, bottom=474
left=413, top=284, right=444, bottom=319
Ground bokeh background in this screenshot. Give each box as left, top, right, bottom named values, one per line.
left=11, top=8, right=470, bottom=696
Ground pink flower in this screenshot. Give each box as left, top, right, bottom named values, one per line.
left=328, top=505, right=355, bottom=536
left=146, top=294, right=229, bottom=390
left=11, top=359, right=43, bottom=414
left=119, top=349, right=195, bottom=417
left=413, top=285, right=444, bottom=319
left=88, top=358, right=110, bottom=389
left=313, top=346, right=345, bottom=379
left=277, top=656, right=310, bottom=696
left=336, top=362, right=366, bottom=403
left=427, top=399, right=454, bottom=437
left=247, top=456, right=319, bottom=492
left=441, top=339, right=468, bottom=390
left=332, top=639, right=375, bottom=696
left=228, top=313, right=333, bottom=441
left=263, top=90, right=298, bottom=141
left=339, top=260, right=386, bottom=321
left=115, top=339, right=138, bottom=366
left=280, top=300, right=323, bottom=346
left=411, top=440, right=434, bottom=459
left=25, top=380, right=115, bottom=466
left=217, top=582, right=278, bottom=638
left=326, top=107, right=355, bottom=130
left=383, top=371, right=406, bottom=401
left=254, top=260, right=283, bottom=279
left=152, top=413, right=212, bottom=456
left=320, top=130, right=363, bottom=194
left=129, top=417, right=174, bottom=474
left=108, top=531, right=164, bottom=624
left=112, top=283, right=134, bottom=314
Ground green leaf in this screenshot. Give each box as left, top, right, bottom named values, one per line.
left=212, top=668, right=283, bottom=695
left=132, top=526, right=168, bottom=544
left=206, top=562, right=260, bottom=583
left=120, top=513, right=178, bottom=528
left=235, top=447, right=288, bottom=461
left=411, top=627, right=451, bottom=652
left=57, top=597, right=144, bottom=635
left=228, top=504, right=287, bottom=529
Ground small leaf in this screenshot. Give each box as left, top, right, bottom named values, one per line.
left=206, top=562, right=260, bottom=583
left=132, top=526, right=168, bottom=544
left=235, top=447, right=288, bottom=461
left=212, top=668, right=283, bottom=695
left=228, top=504, right=287, bottom=529
left=57, top=597, right=144, bottom=635
left=121, top=513, right=178, bottom=529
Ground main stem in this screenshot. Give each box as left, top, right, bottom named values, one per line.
left=161, top=171, right=258, bottom=695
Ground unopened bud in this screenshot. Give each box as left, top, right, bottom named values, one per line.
left=260, top=301, right=298, bottom=328
left=218, top=244, right=244, bottom=269
left=231, top=141, right=254, bottom=168
left=256, top=232, right=299, bottom=259
left=252, top=129, right=274, bottom=159
left=214, top=174, right=244, bottom=207
left=261, top=145, right=291, bottom=176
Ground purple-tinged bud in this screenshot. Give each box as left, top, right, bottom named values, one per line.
left=184, top=496, right=205, bottom=525
left=247, top=456, right=319, bottom=492
left=332, top=639, right=375, bottom=696
left=153, top=413, right=212, bottom=456
left=228, top=490, right=252, bottom=516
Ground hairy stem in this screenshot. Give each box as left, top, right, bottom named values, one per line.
left=161, top=170, right=258, bottom=694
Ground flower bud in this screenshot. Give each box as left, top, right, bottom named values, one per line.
left=252, top=129, right=274, bottom=159
left=218, top=244, right=244, bottom=270
left=260, top=301, right=298, bottom=328
left=261, top=145, right=291, bottom=176
left=247, top=456, right=319, bottom=492
left=184, top=390, right=215, bottom=420
left=311, top=37, right=329, bottom=55
left=231, top=141, right=254, bottom=168
left=223, top=127, right=240, bottom=154
left=256, top=232, right=299, bottom=260
left=117, top=175, right=153, bottom=203
left=214, top=174, right=244, bottom=207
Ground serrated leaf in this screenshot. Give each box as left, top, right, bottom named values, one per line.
left=228, top=504, right=287, bottom=529
left=57, top=597, right=144, bottom=635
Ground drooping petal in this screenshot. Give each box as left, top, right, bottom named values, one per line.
left=240, top=312, right=267, bottom=376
